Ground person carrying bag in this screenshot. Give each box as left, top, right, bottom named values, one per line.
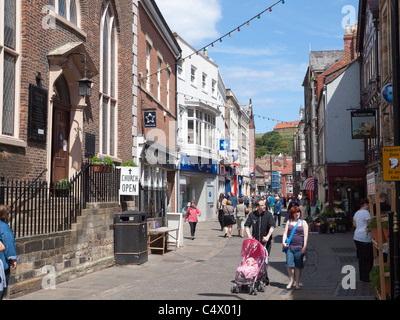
left=282, top=206, right=308, bottom=289
left=282, top=219, right=302, bottom=253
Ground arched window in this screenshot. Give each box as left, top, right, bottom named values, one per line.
left=49, top=0, right=79, bottom=26
left=100, top=0, right=118, bottom=157
left=1, top=0, right=21, bottom=137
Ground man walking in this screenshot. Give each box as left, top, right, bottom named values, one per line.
left=245, top=199, right=275, bottom=286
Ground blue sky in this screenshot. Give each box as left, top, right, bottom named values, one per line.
left=156, top=0, right=359, bottom=133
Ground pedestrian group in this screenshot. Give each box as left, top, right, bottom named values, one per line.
left=183, top=191, right=309, bottom=290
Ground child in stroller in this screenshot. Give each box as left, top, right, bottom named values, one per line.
left=231, top=238, right=268, bottom=295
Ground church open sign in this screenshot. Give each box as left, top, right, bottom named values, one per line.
left=119, top=167, right=139, bottom=195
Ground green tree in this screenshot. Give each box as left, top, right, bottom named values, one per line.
left=256, top=131, right=292, bottom=157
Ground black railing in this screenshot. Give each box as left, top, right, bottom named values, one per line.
left=0, top=163, right=120, bottom=238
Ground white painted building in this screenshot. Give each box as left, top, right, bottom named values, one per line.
left=175, top=35, right=226, bottom=221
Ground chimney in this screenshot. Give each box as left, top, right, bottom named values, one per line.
left=343, top=24, right=357, bottom=62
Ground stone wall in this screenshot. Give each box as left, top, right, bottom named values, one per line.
left=8, top=202, right=121, bottom=299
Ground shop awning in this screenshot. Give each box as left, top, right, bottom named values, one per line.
left=302, top=177, right=315, bottom=190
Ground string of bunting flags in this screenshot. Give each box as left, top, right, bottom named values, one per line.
left=139, top=0, right=287, bottom=82
left=141, top=80, right=293, bottom=124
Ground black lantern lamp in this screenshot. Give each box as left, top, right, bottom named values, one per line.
left=77, top=53, right=93, bottom=97
left=77, top=77, right=93, bottom=97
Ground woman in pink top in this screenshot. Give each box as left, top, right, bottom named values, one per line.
left=185, top=201, right=201, bottom=240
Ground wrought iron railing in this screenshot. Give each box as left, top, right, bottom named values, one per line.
left=0, top=163, right=120, bottom=238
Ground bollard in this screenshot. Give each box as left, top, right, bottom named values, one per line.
left=0, top=174, right=4, bottom=205
left=389, top=211, right=400, bottom=300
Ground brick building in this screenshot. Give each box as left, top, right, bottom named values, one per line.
left=136, top=0, right=181, bottom=217
left=0, top=0, right=135, bottom=183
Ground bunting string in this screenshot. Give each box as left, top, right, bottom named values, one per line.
left=139, top=81, right=295, bottom=124
left=139, top=0, right=286, bottom=82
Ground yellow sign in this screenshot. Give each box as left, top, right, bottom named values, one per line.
left=383, top=147, right=400, bottom=181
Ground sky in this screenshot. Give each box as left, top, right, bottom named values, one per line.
left=156, top=0, right=359, bottom=134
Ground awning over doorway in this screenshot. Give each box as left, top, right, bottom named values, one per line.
left=48, top=42, right=98, bottom=78
left=302, top=177, right=315, bottom=190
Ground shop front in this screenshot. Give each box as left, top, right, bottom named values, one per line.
left=179, top=155, right=219, bottom=221
left=326, top=163, right=366, bottom=214
left=139, top=142, right=178, bottom=226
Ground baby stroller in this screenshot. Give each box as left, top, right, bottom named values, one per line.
left=230, top=238, right=268, bottom=295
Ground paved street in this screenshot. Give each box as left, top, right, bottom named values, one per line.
left=15, top=209, right=375, bottom=302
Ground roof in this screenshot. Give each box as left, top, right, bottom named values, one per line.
left=310, top=50, right=345, bottom=71
left=274, top=121, right=300, bottom=130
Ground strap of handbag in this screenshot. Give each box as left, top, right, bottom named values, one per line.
left=286, top=219, right=302, bottom=246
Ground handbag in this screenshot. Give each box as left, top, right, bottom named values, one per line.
left=231, top=215, right=237, bottom=224
left=282, top=219, right=302, bottom=253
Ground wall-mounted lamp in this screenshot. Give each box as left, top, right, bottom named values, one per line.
left=77, top=53, right=93, bottom=97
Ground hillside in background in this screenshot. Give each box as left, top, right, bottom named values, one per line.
left=256, top=131, right=293, bottom=158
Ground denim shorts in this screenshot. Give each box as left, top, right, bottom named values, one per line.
left=285, top=248, right=304, bottom=269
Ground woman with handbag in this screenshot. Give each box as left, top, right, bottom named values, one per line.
left=185, top=201, right=201, bottom=240
left=282, top=206, right=308, bottom=289
left=223, top=200, right=235, bottom=238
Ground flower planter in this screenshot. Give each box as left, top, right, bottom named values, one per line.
left=93, top=164, right=112, bottom=173
left=370, top=228, right=385, bottom=242
left=382, top=228, right=389, bottom=243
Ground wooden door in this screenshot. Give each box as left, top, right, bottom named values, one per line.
left=52, top=104, right=70, bottom=184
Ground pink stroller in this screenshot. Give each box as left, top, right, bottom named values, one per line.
left=231, top=238, right=268, bottom=295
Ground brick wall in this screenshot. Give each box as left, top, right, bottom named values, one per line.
left=0, top=0, right=134, bottom=180
left=8, top=202, right=121, bottom=299
left=137, top=2, right=177, bottom=150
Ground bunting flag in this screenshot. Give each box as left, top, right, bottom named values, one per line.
left=139, top=0, right=287, bottom=82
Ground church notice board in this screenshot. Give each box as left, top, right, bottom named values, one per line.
left=28, top=84, right=48, bottom=142
left=382, top=146, right=400, bottom=181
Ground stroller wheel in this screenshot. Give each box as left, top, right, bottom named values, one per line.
left=258, top=283, right=266, bottom=292
left=231, top=285, right=239, bottom=294
left=254, top=288, right=258, bottom=296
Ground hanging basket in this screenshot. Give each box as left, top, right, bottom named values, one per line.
left=93, top=164, right=112, bottom=173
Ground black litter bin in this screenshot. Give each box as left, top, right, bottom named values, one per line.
left=114, top=210, right=148, bottom=264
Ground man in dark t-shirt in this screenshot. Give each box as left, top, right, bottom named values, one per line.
left=245, top=199, right=275, bottom=286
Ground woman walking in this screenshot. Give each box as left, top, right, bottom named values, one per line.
left=353, top=198, right=373, bottom=282
left=0, top=205, right=18, bottom=300
left=282, top=206, right=308, bottom=289
left=223, top=200, right=235, bottom=238
left=236, top=197, right=246, bottom=237
left=216, top=193, right=226, bottom=231
left=0, top=241, right=6, bottom=300
left=185, top=201, right=201, bottom=240
left=273, top=196, right=282, bottom=227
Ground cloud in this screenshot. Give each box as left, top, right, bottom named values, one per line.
left=156, top=0, right=222, bottom=46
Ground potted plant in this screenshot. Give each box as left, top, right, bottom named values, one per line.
left=369, top=265, right=390, bottom=299
left=120, top=160, right=138, bottom=167
left=91, top=155, right=114, bottom=173
left=366, top=217, right=389, bottom=242
left=55, top=178, right=73, bottom=197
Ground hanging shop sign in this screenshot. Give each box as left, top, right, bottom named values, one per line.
left=351, top=109, right=376, bottom=139
left=382, top=146, right=400, bottom=181
left=367, top=172, right=375, bottom=195
left=381, top=83, right=393, bottom=104
left=144, top=111, right=156, bottom=128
